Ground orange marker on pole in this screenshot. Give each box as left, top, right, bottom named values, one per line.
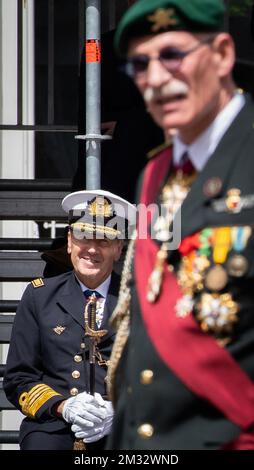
left=86, top=39, right=101, bottom=63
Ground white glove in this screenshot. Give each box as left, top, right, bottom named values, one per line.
left=62, top=391, right=106, bottom=428
left=71, top=398, right=114, bottom=443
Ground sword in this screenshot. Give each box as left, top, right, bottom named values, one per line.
left=85, top=293, right=108, bottom=394
left=73, top=293, right=107, bottom=451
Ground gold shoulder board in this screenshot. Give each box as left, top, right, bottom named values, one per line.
left=31, top=278, right=44, bottom=288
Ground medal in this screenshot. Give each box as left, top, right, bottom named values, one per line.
left=147, top=243, right=168, bottom=303
left=202, top=227, right=232, bottom=292
left=175, top=294, right=194, bottom=318
left=149, top=170, right=197, bottom=302
left=227, top=254, right=249, bottom=277
left=227, top=226, right=251, bottom=277
left=204, top=264, right=228, bottom=291
left=196, top=292, right=239, bottom=339
left=203, top=177, right=222, bottom=198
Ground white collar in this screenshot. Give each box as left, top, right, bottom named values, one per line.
left=76, top=274, right=111, bottom=298
left=173, top=92, right=245, bottom=171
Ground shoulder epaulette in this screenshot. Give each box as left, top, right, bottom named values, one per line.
left=31, top=278, right=44, bottom=288
left=147, top=139, right=172, bottom=160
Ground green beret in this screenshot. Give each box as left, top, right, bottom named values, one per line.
left=115, top=0, right=225, bottom=56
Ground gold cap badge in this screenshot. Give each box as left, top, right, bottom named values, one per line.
left=87, top=196, right=113, bottom=217
left=147, top=8, right=178, bottom=33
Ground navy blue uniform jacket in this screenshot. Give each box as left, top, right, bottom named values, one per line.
left=4, top=270, right=119, bottom=444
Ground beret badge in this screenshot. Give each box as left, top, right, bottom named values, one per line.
left=147, top=8, right=178, bottom=32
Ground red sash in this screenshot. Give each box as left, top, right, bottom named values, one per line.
left=135, top=148, right=254, bottom=449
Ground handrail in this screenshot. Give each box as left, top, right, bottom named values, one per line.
left=0, top=179, right=72, bottom=191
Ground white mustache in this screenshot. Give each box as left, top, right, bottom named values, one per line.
left=143, top=79, right=189, bottom=103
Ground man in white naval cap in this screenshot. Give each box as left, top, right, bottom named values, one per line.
left=4, top=190, right=136, bottom=450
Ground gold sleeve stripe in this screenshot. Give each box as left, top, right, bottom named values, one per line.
left=27, top=385, right=50, bottom=407
left=22, top=384, right=49, bottom=405
left=19, top=384, right=61, bottom=419
left=19, top=383, right=47, bottom=405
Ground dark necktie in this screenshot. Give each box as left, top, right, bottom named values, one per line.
left=174, top=151, right=195, bottom=174
left=83, top=289, right=102, bottom=299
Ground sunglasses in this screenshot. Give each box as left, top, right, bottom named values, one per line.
left=125, top=36, right=215, bottom=79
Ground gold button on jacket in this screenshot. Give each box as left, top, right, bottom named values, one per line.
left=72, top=370, right=81, bottom=379
left=140, top=369, right=154, bottom=385
left=74, top=355, right=82, bottom=363
left=137, top=423, right=154, bottom=439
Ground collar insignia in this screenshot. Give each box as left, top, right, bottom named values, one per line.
left=53, top=325, right=66, bottom=335
left=87, top=196, right=113, bottom=217
left=147, top=8, right=178, bottom=32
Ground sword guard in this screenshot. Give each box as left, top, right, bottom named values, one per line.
left=85, top=325, right=108, bottom=338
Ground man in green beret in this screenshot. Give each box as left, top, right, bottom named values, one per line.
left=108, top=0, right=254, bottom=450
